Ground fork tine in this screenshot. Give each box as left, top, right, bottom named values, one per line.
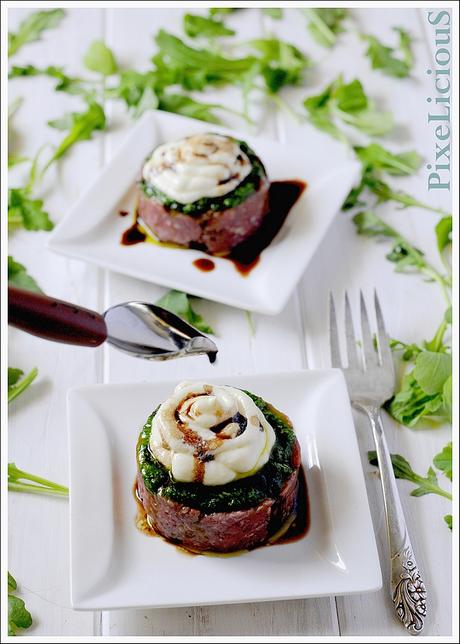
left=328, top=292, right=342, bottom=368
left=359, top=290, right=378, bottom=368
left=344, top=292, right=360, bottom=369
left=374, top=290, right=394, bottom=373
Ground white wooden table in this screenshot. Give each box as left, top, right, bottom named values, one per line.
left=7, top=6, right=452, bottom=636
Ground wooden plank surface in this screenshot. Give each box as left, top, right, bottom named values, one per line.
left=7, top=6, right=452, bottom=637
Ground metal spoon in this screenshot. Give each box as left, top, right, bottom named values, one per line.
left=8, top=286, right=217, bottom=363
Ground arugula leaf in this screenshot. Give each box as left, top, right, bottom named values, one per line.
left=424, top=307, right=451, bottom=354
left=8, top=463, right=69, bottom=497
left=389, top=338, right=423, bottom=361
left=8, top=594, right=33, bottom=636
left=395, top=27, right=413, bottom=69
left=387, top=351, right=452, bottom=427
left=8, top=369, right=23, bottom=388
left=249, top=38, right=309, bottom=93
left=335, top=78, right=368, bottom=112
left=355, top=143, right=422, bottom=175
left=132, top=87, right=159, bottom=119
left=107, top=70, right=159, bottom=108
left=367, top=451, right=452, bottom=500
left=8, top=97, right=27, bottom=167
left=83, top=40, right=118, bottom=75
left=363, top=27, right=413, bottom=78
left=343, top=152, right=450, bottom=217
left=184, top=13, right=235, bottom=38
left=8, top=367, right=38, bottom=403
left=8, top=8, right=65, bottom=56
left=154, top=29, right=256, bottom=86
left=45, top=101, right=106, bottom=169
left=435, top=216, right=452, bottom=254
left=9, top=64, right=91, bottom=96
left=353, top=209, right=393, bottom=237
left=8, top=572, right=17, bottom=592
left=444, top=515, right=452, bottom=530
left=262, top=8, right=283, bottom=19
left=158, top=94, right=222, bottom=123
left=156, top=290, right=214, bottom=334
left=109, top=68, right=245, bottom=122
left=366, top=175, right=450, bottom=216
left=413, top=352, right=451, bottom=396
left=433, top=442, right=452, bottom=481
left=353, top=210, right=451, bottom=298
left=8, top=256, right=42, bottom=293
left=304, top=77, right=393, bottom=138
left=48, top=113, right=76, bottom=130
left=8, top=188, right=54, bottom=231
left=209, top=8, right=236, bottom=16
left=303, top=8, right=348, bottom=47
left=442, top=376, right=452, bottom=421
left=386, top=371, right=444, bottom=427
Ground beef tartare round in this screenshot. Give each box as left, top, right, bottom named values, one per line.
left=136, top=382, right=301, bottom=553
left=138, top=133, right=270, bottom=255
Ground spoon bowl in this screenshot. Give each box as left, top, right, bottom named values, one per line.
left=104, top=302, right=218, bottom=362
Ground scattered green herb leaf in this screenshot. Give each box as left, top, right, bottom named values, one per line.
left=209, top=8, right=236, bottom=17
left=387, top=351, right=452, bottom=427
left=413, top=352, right=452, bottom=396
left=303, top=8, right=348, bottom=48
left=154, top=29, right=256, bottom=87
left=352, top=210, right=451, bottom=303
left=8, top=188, right=54, bottom=231
left=158, top=94, right=222, bottom=123
left=368, top=451, right=452, bottom=500
left=83, top=40, right=118, bottom=76
left=184, top=13, right=235, bottom=38
left=262, top=8, right=283, bottom=19
left=8, top=572, right=17, bottom=592
left=444, top=515, right=452, bottom=530
left=8, top=368, right=38, bottom=404
left=156, top=290, right=214, bottom=335
left=8, top=8, right=65, bottom=57
left=8, top=256, right=42, bottom=293
left=304, top=77, right=393, bottom=139
left=363, top=27, right=413, bottom=78
left=8, top=463, right=69, bottom=497
left=435, top=216, right=452, bottom=254
left=249, top=38, right=309, bottom=93
left=45, top=100, right=106, bottom=169
left=8, top=97, right=27, bottom=167
left=9, top=64, right=92, bottom=96
left=433, top=442, right=452, bottom=481
left=8, top=573, right=33, bottom=636
left=343, top=145, right=450, bottom=217
left=355, top=142, right=422, bottom=175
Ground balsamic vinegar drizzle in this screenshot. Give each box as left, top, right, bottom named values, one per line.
left=193, top=258, right=215, bottom=272
left=121, top=180, right=307, bottom=276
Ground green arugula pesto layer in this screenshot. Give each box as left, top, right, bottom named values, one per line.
left=136, top=390, right=296, bottom=514
left=140, top=140, right=266, bottom=217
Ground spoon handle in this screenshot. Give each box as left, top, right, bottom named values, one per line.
left=8, top=286, right=107, bottom=347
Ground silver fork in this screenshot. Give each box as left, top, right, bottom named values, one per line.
left=329, top=290, right=427, bottom=635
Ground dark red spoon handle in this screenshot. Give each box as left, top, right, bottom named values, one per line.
left=8, top=286, right=107, bottom=347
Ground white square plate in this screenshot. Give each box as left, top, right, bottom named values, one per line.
left=49, top=111, right=360, bottom=315
left=68, top=370, right=381, bottom=610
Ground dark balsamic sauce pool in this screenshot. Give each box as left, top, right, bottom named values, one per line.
left=134, top=465, right=309, bottom=556
left=120, top=180, right=306, bottom=276
left=193, top=258, right=215, bottom=272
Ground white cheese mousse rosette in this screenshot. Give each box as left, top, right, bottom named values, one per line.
left=149, top=381, right=276, bottom=485
left=142, top=133, right=252, bottom=204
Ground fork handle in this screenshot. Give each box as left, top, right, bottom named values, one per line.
left=361, top=405, right=427, bottom=635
